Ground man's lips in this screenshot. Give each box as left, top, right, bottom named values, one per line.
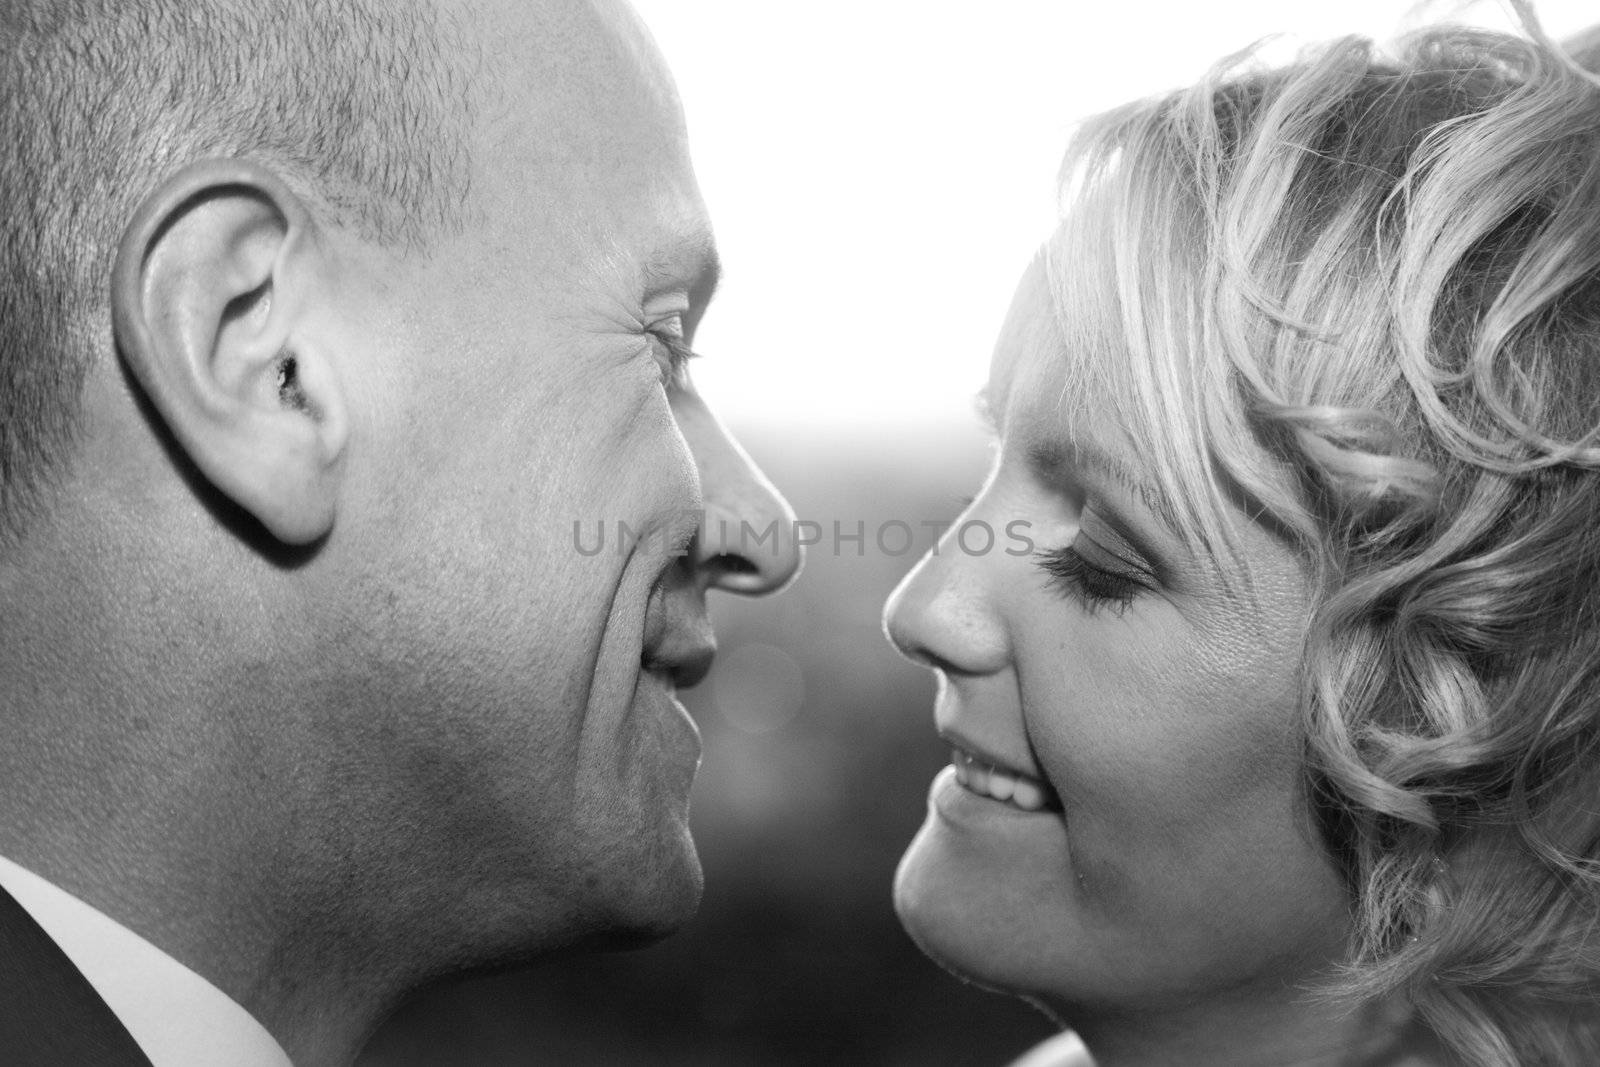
left=641, top=592, right=717, bottom=688
left=643, top=638, right=715, bottom=688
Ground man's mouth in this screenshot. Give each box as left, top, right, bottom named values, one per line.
left=640, top=591, right=717, bottom=689
left=642, top=643, right=715, bottom=689
left=950, top=747, right=1061, bottom=813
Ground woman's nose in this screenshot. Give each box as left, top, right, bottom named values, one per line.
left=883, top=530, right=1010, bottom=677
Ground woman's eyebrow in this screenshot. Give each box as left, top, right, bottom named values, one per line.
left=1024, top=432, right=1184, bottom=537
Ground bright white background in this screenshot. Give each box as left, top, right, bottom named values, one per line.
left=630, top=1, right=1597, bottom=428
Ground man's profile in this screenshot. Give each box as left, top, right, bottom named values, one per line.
left=0, top=1, right=798, bottom=1063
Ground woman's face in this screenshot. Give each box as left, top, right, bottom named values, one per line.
left=884, top=257, right=1352, bottom=1023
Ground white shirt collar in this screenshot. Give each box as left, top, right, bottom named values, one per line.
left=0, top=853, right=294, bottom=1067
left=1008, top=1032, right=1097, bottom=1067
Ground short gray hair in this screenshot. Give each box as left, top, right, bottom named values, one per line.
left=0, top=0, right=476, bottom=540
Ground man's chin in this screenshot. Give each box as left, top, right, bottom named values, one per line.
left=566, top=666, right=705, bottom=947
left=619, top=674, right=705, bottom=934
left=634, top=818, right=705, bottom=936
left=581, top=828, right=704, bottom=951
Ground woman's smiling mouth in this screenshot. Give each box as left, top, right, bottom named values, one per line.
left=950, top=747, right=1061, bottom=813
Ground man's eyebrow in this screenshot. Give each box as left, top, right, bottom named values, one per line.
left=644, top=229, right=721, bottom=312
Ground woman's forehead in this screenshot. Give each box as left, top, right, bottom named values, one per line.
left=989, top=250, right=1138, bottom=450
left=987, top=253, right=1072, bottom=431
left=988, top=222, right=1265, bottom=570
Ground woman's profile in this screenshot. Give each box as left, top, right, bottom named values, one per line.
left=885, top=14, right=1600, bottom=1066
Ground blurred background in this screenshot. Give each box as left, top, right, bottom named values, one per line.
left=361, top=2, right=1596, bottom=1063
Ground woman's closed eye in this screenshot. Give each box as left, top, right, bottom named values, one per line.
left=1034, top=540, right=1152, bottom=616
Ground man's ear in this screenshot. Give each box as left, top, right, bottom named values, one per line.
left=112, top=159, right=348, bottom=545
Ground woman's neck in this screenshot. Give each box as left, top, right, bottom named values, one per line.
left=1061, top=991, right=1447, bottom=1067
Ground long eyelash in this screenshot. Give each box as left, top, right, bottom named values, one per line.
left=1034, top=546, right=1142, bottom=617
left=651, top=332, right=699, bottom=389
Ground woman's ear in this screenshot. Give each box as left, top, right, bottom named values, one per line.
left=112, top=158, right=348, bottom=545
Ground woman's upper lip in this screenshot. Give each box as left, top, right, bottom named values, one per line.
left=938, top=727, right=1048, bottom=784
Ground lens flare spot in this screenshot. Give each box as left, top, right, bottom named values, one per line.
left=712, top=642, right=805, bottom=735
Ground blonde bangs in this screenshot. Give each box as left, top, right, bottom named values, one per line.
left=1043, top=125, right=1246, bottom=578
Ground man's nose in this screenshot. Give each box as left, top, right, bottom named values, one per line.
left=683, top=403, right=801, bottom=595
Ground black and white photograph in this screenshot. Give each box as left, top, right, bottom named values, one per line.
left=1, top=2, right=1598, bottom=1064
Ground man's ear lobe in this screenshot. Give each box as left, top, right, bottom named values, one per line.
left=112, top=158, right=348, bottom=545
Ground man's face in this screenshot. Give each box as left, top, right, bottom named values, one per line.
left=286, top=0, right=797, bottom=957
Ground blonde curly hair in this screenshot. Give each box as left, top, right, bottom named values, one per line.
left=1043, top=19, right=1600, bottom=1066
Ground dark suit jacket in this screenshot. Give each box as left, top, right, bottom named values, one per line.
left=0, top=881, right=153, bottom=1065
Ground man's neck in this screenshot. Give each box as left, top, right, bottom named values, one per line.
left=0, top=819, right=409, bottom=1067
left=0, top=534, right=406, bottom=1066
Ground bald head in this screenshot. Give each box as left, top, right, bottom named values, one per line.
left=451, top=0, right=688, bottom=200
left=0, top=0, right=476, bottom=542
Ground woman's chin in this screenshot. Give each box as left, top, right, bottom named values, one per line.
left=893, top=809, right=1191, bottom=1024
left=893, top=816, right=1052, bottom=1002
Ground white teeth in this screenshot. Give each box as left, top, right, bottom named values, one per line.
left=950, top=747, right=1055, bottom=812
left=1011, top=778, right=1045, bottom=811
